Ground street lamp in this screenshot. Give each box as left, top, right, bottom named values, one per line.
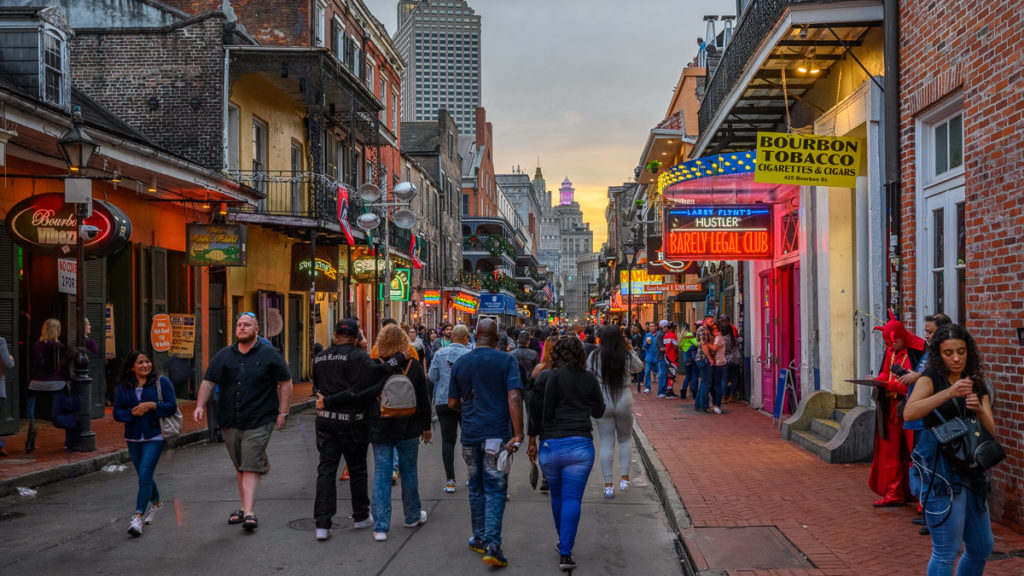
left=58, top=106, right=99, bottom=453
left=356, top=181, right=418, bottom=328
left=621, top=231, right=645, bottom=331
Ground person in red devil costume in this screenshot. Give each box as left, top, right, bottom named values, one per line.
left=868, top=311, right=926, bottom=507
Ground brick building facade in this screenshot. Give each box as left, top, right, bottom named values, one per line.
left=899, top=0, right=1024, bottom=530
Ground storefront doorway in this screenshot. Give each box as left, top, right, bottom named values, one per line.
left=760, top=264, right=801, bottom=415
left=287, top=294, right=303, bottom=383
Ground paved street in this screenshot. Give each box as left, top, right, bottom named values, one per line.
left=0, top=408, right=684, bottom=576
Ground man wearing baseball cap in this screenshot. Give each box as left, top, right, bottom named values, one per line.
left=311, top=318, right=406, bottom=541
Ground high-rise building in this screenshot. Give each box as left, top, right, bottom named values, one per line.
left=394, top=0, right=481, bottom=134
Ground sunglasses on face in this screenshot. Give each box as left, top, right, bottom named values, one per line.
left=236, top=312, right=257, bottom=321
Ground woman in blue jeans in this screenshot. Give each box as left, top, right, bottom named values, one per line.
left=364, top=325, right=432, bottom=542
left=113, top=351, right=178, bottom=537
left=904, top=324, right=996, bottom=576
left=527, top=337, right=605, bottom=572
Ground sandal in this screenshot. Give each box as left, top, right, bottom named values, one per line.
left=228, top=510, right=245, bottom=524
left=242, top=515, right=258, bottom=531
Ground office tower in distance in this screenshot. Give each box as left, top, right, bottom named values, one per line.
left=394, top=0, right=481, bottom=133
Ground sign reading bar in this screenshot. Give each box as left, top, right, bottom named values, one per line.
left=186, top=224, right=247, bottom=266
left=619, top=269, right=663, bottom=296
left=754, top=132, right=862, bottom=187
left=664, top=205, right=773, bottom=261
left=57, top=258, right=76, bottom=295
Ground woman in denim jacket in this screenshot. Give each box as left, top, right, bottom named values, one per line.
left=113, top=350, right=178, bottom=538
left=904, top=324, right=996, bottom=576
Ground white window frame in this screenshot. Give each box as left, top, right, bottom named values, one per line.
left=331, top=16, right=345, bottom=59
left=314, top=1, right=327, bottom=47
left=366, top=58, right=376, bottom=91
left=41, top=29, right=68, bottom=107
left=915, top=92, right=967, bottom=326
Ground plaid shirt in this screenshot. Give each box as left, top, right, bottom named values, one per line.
left=694, top=325, right=711, bottom=364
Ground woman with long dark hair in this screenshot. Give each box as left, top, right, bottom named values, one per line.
left=588, top=325, right=643, bottom=498
left=904, top=324, right=996, bottom=575
left=113, top=350, right=178, bottom=537
left=527, top=337, right=605, bottom=571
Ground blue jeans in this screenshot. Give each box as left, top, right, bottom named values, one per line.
left=643, top=359, right=657, bottom=391
left=711, top=365, right=727, bottom=408
left=462, top=441, right=509, bottom=548
left=695, top=360, right=713, bottom=411
left=681, top=362, right=697, bottom=397
left=371, top=437, right=421, bottom=532
left=924, top=487, right=993, bottom=576
left=127, top=440, right=164, bottom=515
left=538, top=436, right=595, bottom=556
left=656, top=358, right=668, bottom=395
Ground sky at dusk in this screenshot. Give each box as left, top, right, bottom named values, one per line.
left=364, top=0, right=737, bottom=248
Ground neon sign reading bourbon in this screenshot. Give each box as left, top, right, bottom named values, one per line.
left=663, top=204, right=773, bottom=261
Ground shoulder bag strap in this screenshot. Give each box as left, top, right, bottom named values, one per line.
left=156, top=378, right=164, bottom=403
left=403, top=359, right=413, bottom=375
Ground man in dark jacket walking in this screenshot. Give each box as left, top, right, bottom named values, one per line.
left=311, top=318, right=402, bottom=541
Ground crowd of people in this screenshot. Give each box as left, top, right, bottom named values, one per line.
left=3, top=304, right=999, bottom=575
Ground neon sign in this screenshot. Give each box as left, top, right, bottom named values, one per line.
left=380, top=268, right=411, bottom=301
left=663, top=204, right=773, bottom=261
left=452, top=291, right=479, bottom=313
left=423, top=290, right=441, bottom=305
left=5, top=193, right=132, bottom=257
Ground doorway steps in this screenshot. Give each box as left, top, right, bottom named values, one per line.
left=782, top=392, right=875, bottom=463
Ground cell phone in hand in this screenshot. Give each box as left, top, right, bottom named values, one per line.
left=890, top=364, right=908, bottom=377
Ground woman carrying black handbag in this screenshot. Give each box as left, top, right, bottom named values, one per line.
left=904, top=324, right=997, bottom=576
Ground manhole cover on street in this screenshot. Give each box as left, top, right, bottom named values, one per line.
left=288, top=518, right=317, bottom=531
left=691, top=526, right=812, bottom=570
left=0, top=511, right=27, bottom=522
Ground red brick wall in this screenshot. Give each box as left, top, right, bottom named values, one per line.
left=899, top=0, right=1024, bottom=531
left=161, top=0, right=314, bottom=46
left=70, top=15, right=227, bottom=171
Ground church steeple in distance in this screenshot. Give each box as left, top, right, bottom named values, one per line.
left=559, top=177, right=575, bottom=205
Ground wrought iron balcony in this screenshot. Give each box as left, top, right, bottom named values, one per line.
left=698, top=0, right=820, bottom=135
left=227, top=170, right=361, bottom=225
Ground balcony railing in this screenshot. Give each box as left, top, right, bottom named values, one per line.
left=698, top=0, right=820, bottom=134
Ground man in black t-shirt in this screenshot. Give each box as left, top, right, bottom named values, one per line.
left=194, top=312, right=293, bottom=532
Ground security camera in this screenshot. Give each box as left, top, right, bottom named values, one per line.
left=79, top=224, right=101, bottom=241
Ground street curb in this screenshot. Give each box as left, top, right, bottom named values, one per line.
left=0, top=399, right=315, bottom=499
left=632, top=420, right=698, bottom=576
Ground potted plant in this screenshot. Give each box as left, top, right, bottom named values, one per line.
left=646, top=160, right=662, bottom=174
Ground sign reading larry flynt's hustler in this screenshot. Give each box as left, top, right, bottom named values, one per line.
left=663, top=205, right=773, bottom=261
left=754, top=131, right=862, bottom=188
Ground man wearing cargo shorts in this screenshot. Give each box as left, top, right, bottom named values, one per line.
left=193, top=312, right=293, bottom=532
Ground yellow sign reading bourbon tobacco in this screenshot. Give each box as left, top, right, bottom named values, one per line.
left=754, top=132, right=862, bottom=187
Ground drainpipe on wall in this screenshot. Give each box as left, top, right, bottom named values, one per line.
left=883, top=0, right=902, bottom=316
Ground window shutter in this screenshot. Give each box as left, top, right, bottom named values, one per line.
left=151, top=247, right=168, bottom=315
left=85, top=257, right=106, bottom=416
left=0, top=227, right=19, bottom=433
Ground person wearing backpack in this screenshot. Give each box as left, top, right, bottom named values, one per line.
left=364, top=324, right=432, bottom=542
left=679, top=325, right=699, bottom=400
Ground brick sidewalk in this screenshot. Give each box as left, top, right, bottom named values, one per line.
left=0, top=382, right=315, bottom=486
left=633, top=391, right=1024, bottom=576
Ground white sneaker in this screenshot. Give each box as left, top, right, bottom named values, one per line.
left=620, top=480, right=630, bottom=492
left=128, top=515, right=143, bottom=537
left=143, top=503, right=161, bottom=525
left=444, top=480, right=457, bottom=493
left=643, top=389, right=650, bottom=394
left=404, top=510, right=428, bottom=528
left=374, top=531, right=388, bottom=541
left=712, top=406, right=722, bottom=415
left=315, top=528, right=330, bottom=541
left=353, top=515, right=374, bottom=529
left=604, top=486, right=614, bottom=499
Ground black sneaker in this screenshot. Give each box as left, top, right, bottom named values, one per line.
left=559, top=554, right=577, bottom=571
left=483, top=544, right=508, bottom=568
left=468, top=536, right=486, bottom=554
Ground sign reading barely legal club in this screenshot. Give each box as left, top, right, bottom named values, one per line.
left=663, top=205, right=773, bottom=261
left=754, top=131, right=862, bottom=187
